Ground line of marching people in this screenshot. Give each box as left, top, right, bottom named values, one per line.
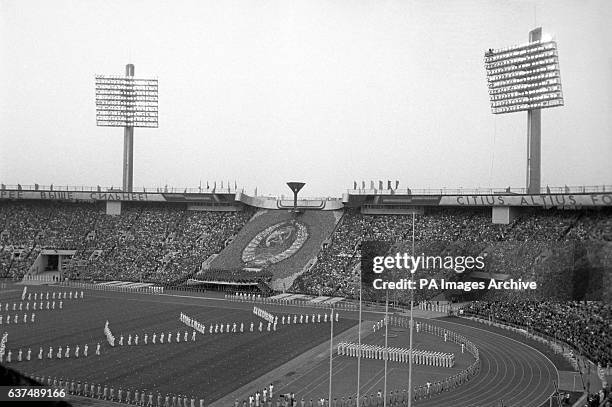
left=245, top=383, right=275, bottom=407
left=20, top=290, right=83, bottom=302
left=0, top=332, right=7, bottom=356
left=280, top=312, right=339, bottom=325
left=225, top=293, right=358, bottom=311
left=104, top=320, right=116, bottom=346
left=181, top=311, right=281, bottom=334
left=116, top=330, right=197, bottom=345
left=22, top=372, right=205, bottom=407
left=3, top=300, right=62, bottom=312
left=336, top=342, right=455, bottom=367
left=372, top=315, right=416, bottom=332
left=1, top=342, right=101, bottom=363
left=373, top=316, right=479, bottom=359
left=253, top=306, right=275, bottom=324
left=227, top=293, right=261, bottom=302
left=0, top=312, right=36, bottom=324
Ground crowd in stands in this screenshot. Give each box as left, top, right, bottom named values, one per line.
left=585, top=387, right=611, bottom=407
left=466, top=301, right=612, bottom=367
left=0, top=202, right=251, bottom=283
left=294, top=207, right=612, bottom=298
left=2, top=200, right=611, bottom=370
left=194, top=268, right=272, bottom=284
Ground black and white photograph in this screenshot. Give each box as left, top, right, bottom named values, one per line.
left=0, top=0, right=611, bottom=406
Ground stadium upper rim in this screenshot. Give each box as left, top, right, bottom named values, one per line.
left=1, top=184, right=610, bottom=199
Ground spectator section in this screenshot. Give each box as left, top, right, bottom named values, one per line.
left=465, top=301, right=612, bottom=367
left=0, top=201, right=252, bottom=283
left=293, top=207, right=612, bottom=299
left=209, top=210, right=339, bottom=290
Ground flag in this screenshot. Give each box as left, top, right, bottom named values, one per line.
left=395, top=180, right=399, bottom=189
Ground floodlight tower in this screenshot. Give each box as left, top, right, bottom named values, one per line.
left=123, top=64, right=135, bottom=192
left=95, top=64, right=158, bottom=192
left=484, top=27, right=564, bottom=194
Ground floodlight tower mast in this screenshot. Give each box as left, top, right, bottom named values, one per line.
left=123, top=64, right=135, bottom=192
left=484, top=27, right=563, bottom=195
left=95, top=64, right=158, bottom=194
left=526, top=28, right=542, bottom=195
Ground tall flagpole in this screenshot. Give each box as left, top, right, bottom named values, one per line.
left=329, top=308, right=334, bottom=406
left=408, top=212, right=415, bottom=407
left=383, top=289, right=389, bottom=407
left=357, top=250, right=363, bottom=407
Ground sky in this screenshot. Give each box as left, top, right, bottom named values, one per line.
left=1, top=0, right=611, bottom=198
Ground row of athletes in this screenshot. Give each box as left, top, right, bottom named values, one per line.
left=0, top=313, right=36, bottom=324
left=372, top=318, right=426, bottom=333
left=304, top=371, right=478, bottom=407
left=26, top=375, right=203, bottom=407
left=3, top=300, right=63, bottom=312
left=0, top=342, right=101, bottom=363
left=201, top=320, right=277, bottom=333
left=371, top=315, right=414, bottom=332
left=116, top=330, right=197, bottom=345
left=281, top=313, right=338, bottom=324
left=413, top=361, right=481, bottom=400
left=245, top=384, right=275, bottom=407
left=227, top=293, right=262, bottom=302
left=281, top=365, right=480, bottom=407
left=253, top=306, right=275, bottom=324
left=244, top=391, right=401, bottom=407
left=250, top=311, right=339, bottom=327
left=180, top=313, right=276, bottom=334
left=336, top=342, right=455, bottom=367
left=20, top=290, right=83, bottom=302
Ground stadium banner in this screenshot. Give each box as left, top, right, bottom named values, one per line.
left=0, top=190, right=167, bottom=202
left=439, top=194, right=612, bottom=207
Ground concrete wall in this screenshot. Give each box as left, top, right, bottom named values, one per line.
left=106, top=201, right=122, bottom=215
left=491, top=206, right=518, bottom=224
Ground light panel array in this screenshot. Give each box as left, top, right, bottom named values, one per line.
left=485, top=40, right=563, bottom=114
left=95, top=76, right=158, bottom=127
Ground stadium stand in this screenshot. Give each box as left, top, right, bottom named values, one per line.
left=209, top=209, right=339, bottom=290
left=0, top=202, right=252, bottom=284
left=293, top=207, right=612, bottom=299
left=1, top=200, right=610, bottom=371
left=466, top=301, right=612, bottom=367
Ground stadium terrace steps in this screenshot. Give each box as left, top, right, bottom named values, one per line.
left=209, top=209, right=340, bottom=288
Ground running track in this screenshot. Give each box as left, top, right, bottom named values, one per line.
left=283, top=318, right=558, bottom=407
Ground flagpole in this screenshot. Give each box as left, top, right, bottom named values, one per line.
left=357, top=251, right=362, bottom=407
left=329, top=308, right=334, bottom=406
left=408, top=212, right=415, bottom=407
left=383, top=289, right=389, bottom=407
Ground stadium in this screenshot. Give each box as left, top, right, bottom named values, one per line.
left=1, top=1, right=611, bottom=407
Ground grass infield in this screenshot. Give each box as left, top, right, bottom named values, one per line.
left=0, top=284, right=356, bottom=404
